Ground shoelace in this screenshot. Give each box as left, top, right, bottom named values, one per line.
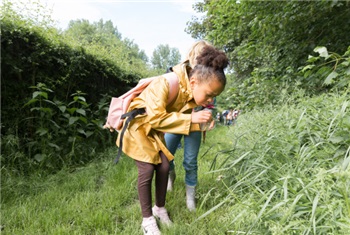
left=143, top=221, right=160, bottom=234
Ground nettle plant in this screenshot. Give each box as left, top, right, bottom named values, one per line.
left=22, top=83, right=110, bottom=170
left=300, top=46, right=350, bottom=92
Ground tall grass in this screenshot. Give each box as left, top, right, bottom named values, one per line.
left=1, top=92, right=349, bottom=234
left=202, top=92, right=350, bottom=234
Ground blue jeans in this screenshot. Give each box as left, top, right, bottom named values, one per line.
left=164, top=131, right=202, bottom=186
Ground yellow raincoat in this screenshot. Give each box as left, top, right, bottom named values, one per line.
left=116, top=61, right=200, bottom=164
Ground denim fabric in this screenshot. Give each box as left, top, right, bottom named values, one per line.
left=164, top=131, right=202, bottom=186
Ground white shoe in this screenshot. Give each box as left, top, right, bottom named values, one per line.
left=142, top=216, right=161, bottom=235
left=167, top=170, right=176, bottom=192
left=152, top=206, right=173, bottom=226
left=186, top=185, right=196, bottom=212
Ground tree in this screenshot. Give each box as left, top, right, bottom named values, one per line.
left=63, top=19, right=151, bottom=74
left=65, top=19, right=97, bottom=44
left=187, top=0, right=350, bottom=78
left=151, top=44, right=181, bottom=70
left=186, top=0, right=350, bottom=109
left=95, top=19, right=122, bottom=39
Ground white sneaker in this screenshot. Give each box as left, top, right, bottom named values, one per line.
left=186, top=185, right=196, bottom=212
left=152, top=206, right=173, bottom=226
left=142, top=216, right=161, bottom=235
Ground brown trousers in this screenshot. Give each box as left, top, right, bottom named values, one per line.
left=135, top=152, right=170, bottom=218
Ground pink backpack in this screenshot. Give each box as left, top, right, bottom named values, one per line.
left=103, top=72, right=179, bottom=132
left=104, top=72, right=179, bottom=163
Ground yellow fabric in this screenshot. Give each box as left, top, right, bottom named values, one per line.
left=116, top=62, right=200, bottom=164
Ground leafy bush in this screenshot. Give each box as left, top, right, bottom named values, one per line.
left=1, top=83, right=114, bottom=173
left=300, top=46, right=350, bottom=92
left=187, top=1, right=350, bottom=111
left=224, top=45, right=350, bottom=111
left=1, top=0, right=152, bottom=172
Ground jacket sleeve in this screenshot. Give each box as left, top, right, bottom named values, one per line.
left=138, top=77, right=192, bottom=135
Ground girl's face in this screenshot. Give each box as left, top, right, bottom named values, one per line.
left=190, top=77, right=224, bottom=107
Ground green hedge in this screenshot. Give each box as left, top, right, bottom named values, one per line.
left=1, top=12, right=144, bottom=172
left=1, top=15, right=143, bottom=129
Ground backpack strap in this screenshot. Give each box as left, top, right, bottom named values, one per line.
left=114, top=73, right=179, bottom=164
left=163, top=72, right=179, bottom=105
left=115, top=108, right=146, bottom=163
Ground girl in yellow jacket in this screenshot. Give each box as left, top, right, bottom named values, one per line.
left=117, top=45, right=229, bottom=235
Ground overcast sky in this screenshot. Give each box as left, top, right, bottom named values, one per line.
left=31, top=0, right=204, bottom=60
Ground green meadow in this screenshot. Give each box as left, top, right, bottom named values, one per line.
left=2, top=92, right=349, bottom=235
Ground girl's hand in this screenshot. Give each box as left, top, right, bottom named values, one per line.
left=191, top=110, right=213, bottom=124
left=208, top=120, right=215, bottom=130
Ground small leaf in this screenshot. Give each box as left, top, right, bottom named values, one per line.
left=48, top=143, right=61, bottom=150
left=85, top=131, right=94, bottom=138
left=340, top=61, right=349, bottom=67
left=334, top=149, right=345, bottom=158
left=77, top=96, right=86, bottom=102
left=41, top=92, right=48, bottom=99
left=301, top=64, right=315, bottom=73
left=76, top=109, right=86, bottom=116
left=30, top=107, right=41, bottom=112
left=67, top=107, right=77, bottom=115
left=69, top=117, right=79, bottom=125
left=23, top=98, right=38, bottom=107
left=314, top=46, right=329, bottom=58
left=79, top=117, right=87, bottom=124
left=307, top=55, right=319, bottom=63
left=323, top=71, right=338, bottom=85
left=41, top=107, right=53, bottom=114
left=32, top=91, right=41, bottom=99
left=59, top=105, right=67, bottom=113
left=59, top=129, right=67, bottom=135
left=77, top=129, right=86, bottom=135
left=345, top=67, right=350, bottom=75
left=329, top=135, right=345, bottom=144
left=43, top=99, right=56, bottom=106
left=34, top=154, right=46, bottom=162
left=32, top=91, right=48, bottom=99
left=36, top=128, right=48, bottom=136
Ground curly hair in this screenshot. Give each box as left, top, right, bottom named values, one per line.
left=189, top=45, right=229, bottom=86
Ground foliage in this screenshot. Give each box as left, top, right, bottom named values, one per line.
left=187, top=0, right=350, bottom=110
left=220, top=45, right=350, bottom=111
left=300, top=46, right=350, bottom=92
left=203, top=92, right=350, bottom=234
left=2, top=92, right=349, bottom=234
left=1, top=0, right=153, bottom=172
left=1, top=83, right=113, bottom=173
left=188, top=0, right=350, bottom=76
left=63, top=19, right=150, bottom=74
left=151, top=44, right=181, bottom=71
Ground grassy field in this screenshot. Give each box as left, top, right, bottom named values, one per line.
left=1, top=134, right=233, bottom=234
left=2, top=92, right=349, bottom=234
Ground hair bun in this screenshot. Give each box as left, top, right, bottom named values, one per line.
left=196, top=46, right=229, bottom=71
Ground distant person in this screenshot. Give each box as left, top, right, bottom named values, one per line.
left=222, top=109, right=229, bottom=125
left=232, top=109, right=240, bottom=125
left=164, top=40, right=221, bottom=212
left=116, top=44, right=229, bottom=234
left=227, top=108, right=233, bottom=125
left=216, top=112, right=221, bottom=122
